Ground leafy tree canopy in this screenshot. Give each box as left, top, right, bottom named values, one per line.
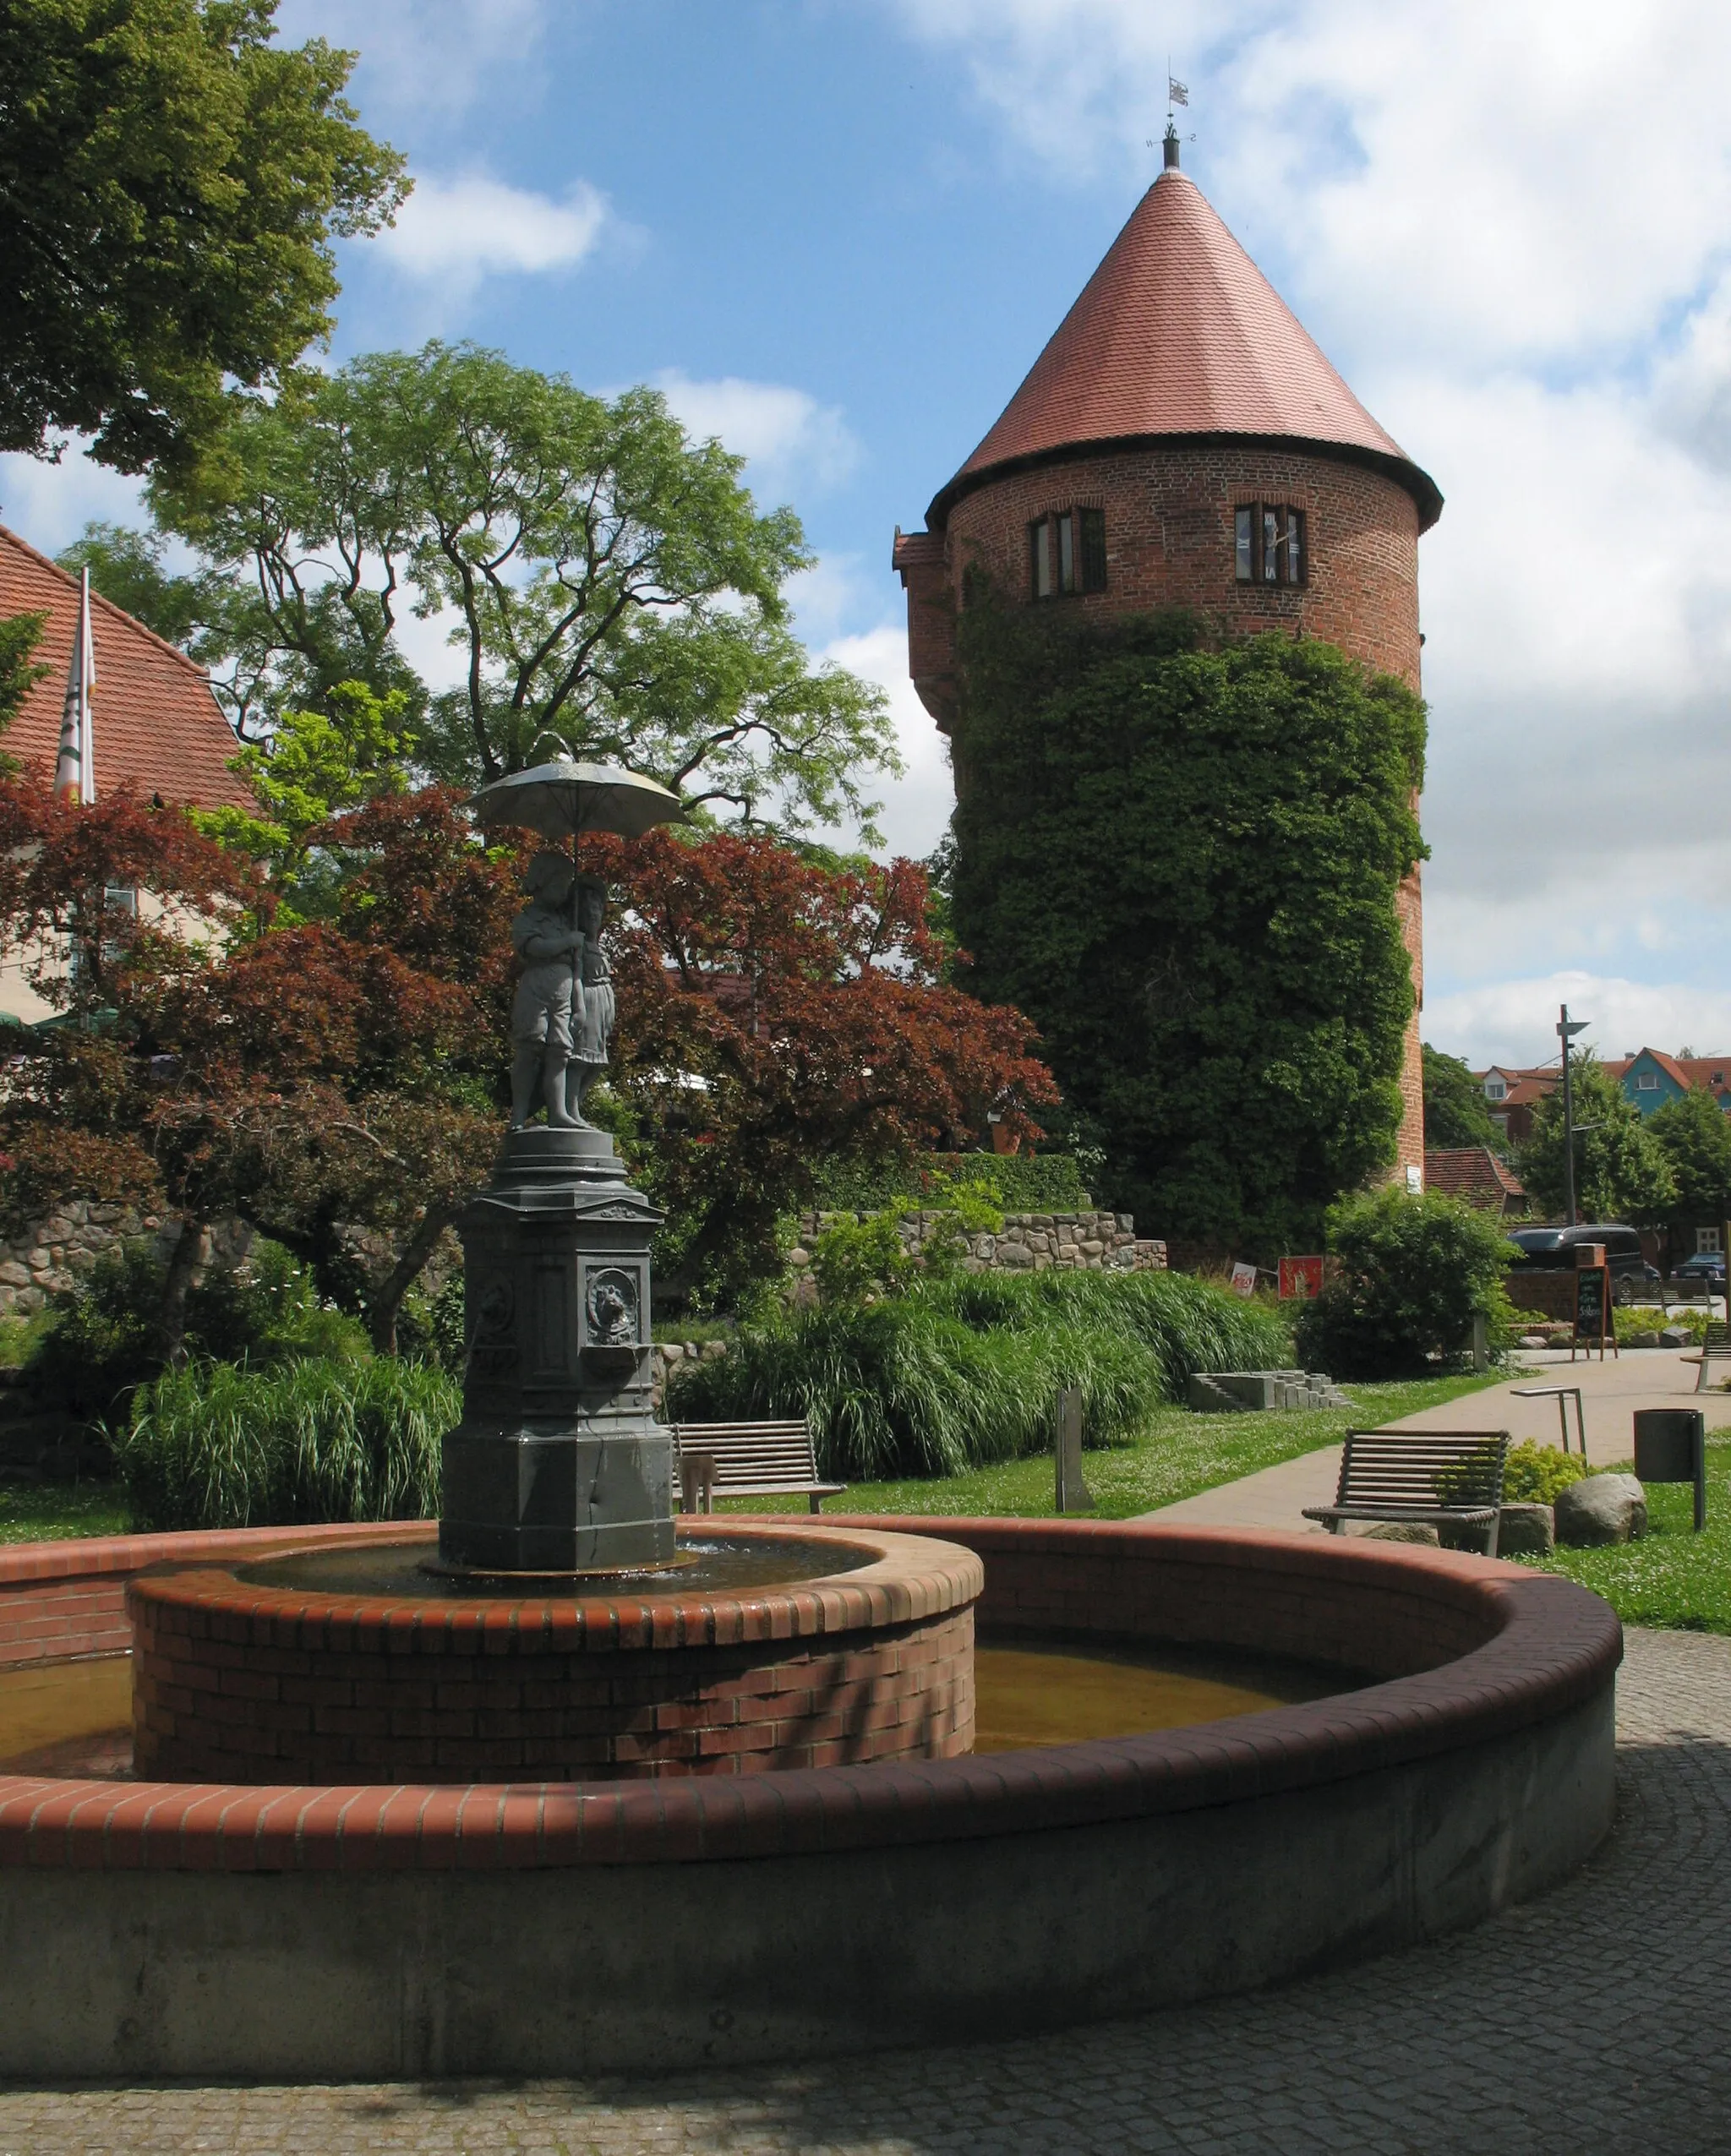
left=948, top=594, right=1427, bottom=1251
left=63, top=343, right=898, bottom=836
left=1422, top=1041, right=1502, bottom=1150
left=0, top=0, right=406, bottom=477
left=1648, top=1084, right=1731, bottom=1217
left=1517, top=1050, right=1676, bottom=1222
left=1296, top=1186, right=1514, bottom=1380
left=0, top=612, right=50, bottom=772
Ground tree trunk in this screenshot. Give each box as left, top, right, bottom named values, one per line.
left=158, top=1215, right=210, bottom=1367
left=366, top=1209, right=459, bottom=1357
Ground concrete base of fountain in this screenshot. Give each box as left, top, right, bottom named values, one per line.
left=0, top=1516, right=1619, bottom=2082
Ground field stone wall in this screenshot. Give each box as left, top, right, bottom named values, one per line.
left=786, top=1209, right=1166, bottom=1297
left=0, top=1206, right=253, bottom=1319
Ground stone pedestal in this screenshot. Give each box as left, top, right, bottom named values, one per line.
left=439, top=1127, right=674, bottom=1573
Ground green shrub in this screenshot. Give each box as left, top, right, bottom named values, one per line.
left=1295, top=1188, right=1515, bottom=1380
left=808, top=1152, right=1090, bottom=1214
left=666, top=1269, right=1291, bottom=1482
left=21, top=1236, right=368, bottom=1432
left=1503, top=1441, right=1589, bottom=1505
left=810, top=1179, right=1005, bottom=1306
left=117, top=1355, right=456, bottom=1531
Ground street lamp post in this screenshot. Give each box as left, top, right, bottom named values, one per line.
left=1558, top=1004, right=1589, bottom=1226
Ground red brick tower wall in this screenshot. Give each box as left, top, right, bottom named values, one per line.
left=900, top=439, right=1428, bottom=1187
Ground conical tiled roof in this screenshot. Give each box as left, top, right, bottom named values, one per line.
left=931, top=169, right=1440, bottom=530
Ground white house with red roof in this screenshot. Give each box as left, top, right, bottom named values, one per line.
left=0, top=523, right=252, bottom=1023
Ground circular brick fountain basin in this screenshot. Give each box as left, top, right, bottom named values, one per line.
left=127, top=1521, right=980, bottom=1783
left=0, top=1516, right=1619, bottom=2082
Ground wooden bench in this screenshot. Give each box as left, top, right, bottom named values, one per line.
left=1682, top=1321, right=1731, bottom=1394
left=673, top=1420, right=845, bottom=1515
left=1302, top=1427, right=1510, bottom=1556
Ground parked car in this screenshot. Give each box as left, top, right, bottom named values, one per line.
left=1671, top=1251, right=1727, bottom=1285
left=1504, top=1222, right=1651, bottom=1278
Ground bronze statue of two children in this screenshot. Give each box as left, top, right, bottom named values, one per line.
left=508, top=850, right=617, bottom=1130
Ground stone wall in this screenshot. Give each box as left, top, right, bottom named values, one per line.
left=787, top=1207, right=1166, bottom=1289
left=0, top=1207, right=251, bottom=1319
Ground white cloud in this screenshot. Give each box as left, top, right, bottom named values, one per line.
left=652, top=372, right=862, bottom=505
left=892, top=0, right=1731, bottom=1049
left=0, top=446, right=150, bottom=559
left=1425, top=974, right=1731, bottom=1072
left=276, top=0, right=550, bottom=122
left=372, top=171, right=608, bottom=294
left=818, top=621, right=953, bottom=861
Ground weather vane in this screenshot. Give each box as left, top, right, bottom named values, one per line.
left=1145, top=63, right=1193, bottom=164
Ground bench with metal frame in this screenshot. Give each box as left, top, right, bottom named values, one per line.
left=1681, top=1321, right=1731, bottom=1395
left=674, top=1419, right=845, bottom=1515
left=1302, top=1427, right=1511, bottom=1556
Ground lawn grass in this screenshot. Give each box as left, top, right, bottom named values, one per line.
left=0, top=1480, right=128, bottom=1545
left=1519, top=1436, right=1731, bottom=1633
left=0, top=1369, right=1514, bottom=1546
left=714, top=1369, right=1513, bottom=1521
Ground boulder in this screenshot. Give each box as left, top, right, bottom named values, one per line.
left=1517, top=1333, right=1550, bottom=1349
left=1493, top=1502, right=1556, bottom=1556
left=1351, top=1521, right=1440, bottom=1546
left=1555, top=1472, right=1647, bottom=1547
left=1660, top=1327, right=1693, bottom=1348
left=1625, top=1331, right=1662, bottom=1349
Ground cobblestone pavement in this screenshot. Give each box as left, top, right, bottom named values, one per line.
left=3, top=1627, right=1728, bottom=2155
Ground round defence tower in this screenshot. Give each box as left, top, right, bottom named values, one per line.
left=894, top=134, right=1440, bottom=1187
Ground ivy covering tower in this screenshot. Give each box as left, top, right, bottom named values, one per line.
left=895, top=132, right=1442, bottom=1247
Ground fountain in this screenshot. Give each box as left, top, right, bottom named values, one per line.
left=0, top=761, right=1624, bottom=2080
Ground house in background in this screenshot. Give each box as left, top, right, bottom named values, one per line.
left=1605, top=1049, right=1731, bottom=1119
left=0, top=524, right=251, bottom=1024
left=1424, top=1146, right=1528, bottom=1217
left=1473, top=1065, right=1558, bottom=1149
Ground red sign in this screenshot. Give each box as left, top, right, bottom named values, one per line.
left=1278, top=1255, right=1324, bottom=1302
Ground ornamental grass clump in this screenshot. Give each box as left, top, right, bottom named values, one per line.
left=667, top=1269, right=1291, bottom=1482
left=117, top=1355, right=456, bottom=1531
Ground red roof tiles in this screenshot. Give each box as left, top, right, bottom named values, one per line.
left=0, top=524, right=251, bottom=811
left=933, top=170, right=1440, bottom=531
left=1425, top=1147, right=1527, bottom=1211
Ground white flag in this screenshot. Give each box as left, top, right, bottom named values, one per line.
left=1168, top=76, right=1189, bottom=106
left=54, top=567, right=96, bottom=803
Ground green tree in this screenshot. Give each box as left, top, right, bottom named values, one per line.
left=1295, top=1186, right=1514, bottom=1379
left=0, top=612, right=50, bottom=771
left=190, top=680, right=421, bottom=918
left=84, top=342, right=898, bottom=830
left=1422, top=1041, right=1502, bottom=1149
left=1649, top=1085, right=1731, bottom=1219
left=0, top=0, right=406, bottom=476
left=948, top=595, right=1427, bottom=1250
left=1518, top=1051, right=1676, bottom=1221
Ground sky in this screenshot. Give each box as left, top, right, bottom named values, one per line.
left=3, top=0, right=1731, bottom=1071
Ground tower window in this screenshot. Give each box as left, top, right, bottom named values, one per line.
left=1234, top=504, right=1307, bottom=587
left=1029, top=508, right=1108, bottom=600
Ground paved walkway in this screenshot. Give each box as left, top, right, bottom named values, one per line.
left=1148, top=1347, right=1731, bottom=1533
left=2, top=1628, right=1728, bottom=2153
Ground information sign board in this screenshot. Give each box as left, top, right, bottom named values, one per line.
left=1572, top=1264, right=1615, bottom=1358
left=1229, top=1262, right=1258, bottom=1299
left=1279, top=1255, right=1324, bottom=1302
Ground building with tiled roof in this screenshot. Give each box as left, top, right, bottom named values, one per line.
left=0, top=524, right=248, bottom=811
left=1423, top=1146, right=1528, bottom=1217
left=896, top=132, right=1439, bottom=1187
left=1, top=524, right=252, bottom=1024
left=1606, top=1048, right=1731, bottom=1119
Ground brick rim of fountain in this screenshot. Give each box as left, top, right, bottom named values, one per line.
left=0, top=1516, right=1620, bottom=1870
left=124, top=1520, right=981, bottom=1783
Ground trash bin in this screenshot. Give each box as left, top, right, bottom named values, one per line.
left=1632, top=1407, right=1706, bottom=1531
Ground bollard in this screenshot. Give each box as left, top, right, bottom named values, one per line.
left=1055, top=1386, right=1095, bottom=1514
